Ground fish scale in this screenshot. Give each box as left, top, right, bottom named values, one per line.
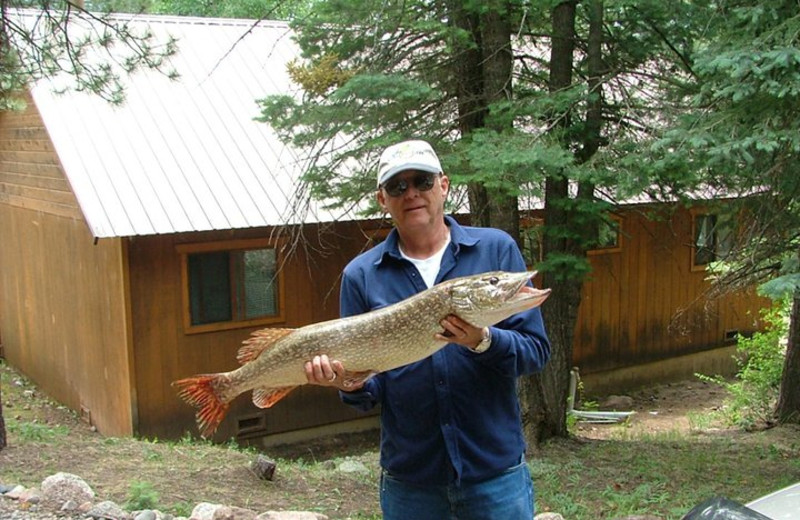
left=173, top=270, right=550, bottom=437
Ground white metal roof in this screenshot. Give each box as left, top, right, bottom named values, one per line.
left=28, top=12, right=358, bottom=238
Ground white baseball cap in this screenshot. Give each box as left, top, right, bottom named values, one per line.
left=377, top=140, right=443, bottom=187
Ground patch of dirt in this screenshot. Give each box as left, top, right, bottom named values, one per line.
left=575, top=379, right=730, bottom=439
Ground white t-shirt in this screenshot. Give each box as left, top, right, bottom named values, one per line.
left=400, top=235, right=451, bottom=288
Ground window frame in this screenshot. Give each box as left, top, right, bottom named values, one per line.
left=690, top=209, right=735, bottom=272
left=177, top=238, right=286, bottom=334
left=587, top=214, right=623, bottom=256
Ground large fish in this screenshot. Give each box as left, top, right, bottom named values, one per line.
left=173, top=270, right=551, bottom=437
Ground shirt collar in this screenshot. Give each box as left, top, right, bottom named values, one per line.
left=374, top=215, right=478, bottom=266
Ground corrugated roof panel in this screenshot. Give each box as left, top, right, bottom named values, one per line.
left=24, top=12, right=359, bottom=238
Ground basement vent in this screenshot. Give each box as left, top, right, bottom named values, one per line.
left=724, top=329, right=739, bottom=344
left=79, top=405, right=92, bottom=426
left=236, top=413, right=267, bottom=437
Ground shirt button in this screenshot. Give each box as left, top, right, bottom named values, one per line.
left=438, top=380, right=445, bottom=386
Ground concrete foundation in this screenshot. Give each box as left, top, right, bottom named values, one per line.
left=579, top=345, right=740, bottom=397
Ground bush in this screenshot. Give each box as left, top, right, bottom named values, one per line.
left=699, top=300, right=788, bottom=430
left=124, top=480, right=160, bottom=511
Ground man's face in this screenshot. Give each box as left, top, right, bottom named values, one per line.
left=377, top=169, right=449, bottom=231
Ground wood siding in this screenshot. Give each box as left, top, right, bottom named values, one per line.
left=0, top=208, right=134, bottom=436
left=0, top=94, right=84, bottom=221
left=573, top=205, right=764, bottom=374
left=127, top=222, right=386, bottom=440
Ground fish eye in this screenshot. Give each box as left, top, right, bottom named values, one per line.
left=488, top=276, right=499, bottom=285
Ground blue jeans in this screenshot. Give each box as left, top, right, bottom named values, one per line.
left=379, top=460, right=535, bottom=520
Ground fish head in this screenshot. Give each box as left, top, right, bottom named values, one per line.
left=448, top=271, right=551, bottom=328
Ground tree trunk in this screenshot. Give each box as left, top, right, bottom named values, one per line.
left=521, top=0, right=606, bottom=446
left=776, top=285, right=800, bottom=423
left=520, top=0, right=579, bottom=445
left=480, top=0, right=519, bottom=244
left=446, top=1, right=492, bottom=228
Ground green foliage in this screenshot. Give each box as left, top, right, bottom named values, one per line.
left=698, top=301, right=789, bottom=429
left=168, top=501, right=194, bottom=517
left=124, top=480, right=161, bottom=511
left=253, top=0, right=719, bottom=291
left=638, top=1, right=800, bottom=293
left=1, top=4, right=179, bottom=105
left=7, top=420, right=70, bottom=441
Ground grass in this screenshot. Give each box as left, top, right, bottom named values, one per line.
left=2, top=359, right=800, bottom=519
left=534, top=429, right=800, bottom=518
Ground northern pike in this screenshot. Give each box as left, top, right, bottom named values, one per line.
left=173, top=270, right=551, bottom=437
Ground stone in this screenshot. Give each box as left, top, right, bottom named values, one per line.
left=534, top=513, right=565, bottom=520
left=211, top=505, right=258, bottom=520
left=86, top=500, right=128, bottom=520
left=4, top=485, right=27, bottom=500
left=336, top=460, right=369, bottom=474
left=250, top=455, right=277, bottom=481
left=61, top=499, right=79, bottom=512
left=191, top=502, right=224, bottom=520
left=601, top=395, right=635, bottom=410
left=18, top=487, right=42, bottom=504
left=40, top=472, right=95, bottom=506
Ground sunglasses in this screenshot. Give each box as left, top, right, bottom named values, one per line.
left=381, top=172, right=439, bottom=197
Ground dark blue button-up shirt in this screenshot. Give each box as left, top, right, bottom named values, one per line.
left=338, top=216, right=550, bottom=486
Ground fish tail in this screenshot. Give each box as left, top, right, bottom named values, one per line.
left=172, top=375, right=230, bottom=438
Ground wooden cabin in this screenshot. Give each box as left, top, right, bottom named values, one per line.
left=0, top=13, right=764, bottom=442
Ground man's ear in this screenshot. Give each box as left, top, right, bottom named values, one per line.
left=440, top=173, right=450, bottom=195
left=377, top=189, right=388, bottom=212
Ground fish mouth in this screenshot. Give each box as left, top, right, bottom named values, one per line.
left=508, top=271, right=551, bottom=310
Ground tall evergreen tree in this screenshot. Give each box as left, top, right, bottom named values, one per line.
left=641, top=0, right=800, bottom=424
left=258, top=0, right=715, bottom=443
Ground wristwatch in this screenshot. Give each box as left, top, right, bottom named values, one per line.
left=473, top=327, right=492, bottom=353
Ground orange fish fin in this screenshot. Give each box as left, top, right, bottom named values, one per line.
left=172, top=375, right=230, bottom=438
left=237, top=328, right=295, bottom=364
left=342, top=370, right=378, bottom=389
left=252, top=386, right=297, bottom=408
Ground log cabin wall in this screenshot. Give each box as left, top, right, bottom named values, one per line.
left=573, top=205, right=764, bottom=374
left=0, top=96, right=134, bottom=436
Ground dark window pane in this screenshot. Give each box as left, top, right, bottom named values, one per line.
left=188, top=251, right=232, bottom=325
left=694, top=215, right=716, bottom=265
left=187, top=246, right=280, bottom=327
left=716, top=214, right=735, bottom=260
left=597, top=219, right=620, bottom=249
left=241, top=249, right=278, bottom=319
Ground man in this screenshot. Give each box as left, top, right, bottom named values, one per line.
left=304, top=139, right=550, bottom=519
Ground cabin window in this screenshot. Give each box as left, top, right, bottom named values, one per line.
left=692, top=212, right=735, bottom=269
left=177, top=239, right=285, bottom=333
left=588, top=214, right=623, bottom=255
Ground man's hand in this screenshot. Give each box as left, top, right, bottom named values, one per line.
left=436, top=315, right=485, bottom=351
left=304, top=354, right=366, bottom=391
